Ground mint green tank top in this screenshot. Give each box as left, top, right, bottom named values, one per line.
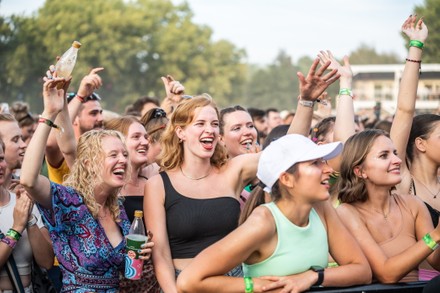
left=242, top=202, right=328, bottom=277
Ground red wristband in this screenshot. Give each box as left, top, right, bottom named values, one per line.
left=76, top=94, right=86, bottom=103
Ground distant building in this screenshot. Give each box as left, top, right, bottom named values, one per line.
left=351, top=64, right=440, bottom=116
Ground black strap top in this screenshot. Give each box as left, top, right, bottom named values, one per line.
left=410, top=178, right=440, bottom=227
left=161, top=172, right=240, bottom=259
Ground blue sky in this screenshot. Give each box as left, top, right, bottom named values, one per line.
left=1, top=0, right=425, bottom=65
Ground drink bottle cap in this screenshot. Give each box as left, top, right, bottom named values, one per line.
left=72, top=41, right=82, bottom=49
left=134, top=210, right=143, bottom=218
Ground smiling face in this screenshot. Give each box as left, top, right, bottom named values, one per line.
left=0, top=121, right=27, bottom=170
left=289, top=159, right=334, bottom=202
left=221, top=110, right=258, bottom=158
left=99, top=136, right=128, bottom=191
left=125, top=122, right=149, bottom=168
left=177, top=105, right=220, bottom=160
left=357, top=135, right=402, bottom=188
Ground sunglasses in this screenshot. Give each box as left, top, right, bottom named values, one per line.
left=152, top=108, right=167, bottom=119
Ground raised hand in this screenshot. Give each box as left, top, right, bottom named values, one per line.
left=318, top=51, right=352, bottom=80
left=402, top=15, right=428, bottom=43
left=77, top=67, right=104, bottom=98
left=161, top=74, right=185, bottom=102
left=298, top=58, right=340, bottom=102
left=42, top=78, right=66, bottom=116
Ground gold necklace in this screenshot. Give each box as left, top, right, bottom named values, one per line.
left=414, top=177, right=440, bottom=199
left=180, top=166, right=211, bottom=180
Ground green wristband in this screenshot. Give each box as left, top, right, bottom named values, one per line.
left=244, top=277, right=254, bottom=293
left=409, top=40, right=424, bottom=49
left=6, top=229, right=22, bottom=241
left=423, top=233, right=438, bottom=250
left=339, top=88, right=353, bottom=98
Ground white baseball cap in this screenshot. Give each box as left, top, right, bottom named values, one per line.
left=257, top=134, right=343, bottom=193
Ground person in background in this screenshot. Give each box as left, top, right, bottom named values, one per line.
left=265, top=108, right=282, bottom=134
left=247, top=107, right=268, bottom=146
left=176, top=134, right=371, bottom=293
left=9, top=102, right=37, bottom=145
left=125, top=96, right=160, bottom=118
left=140, top=107, right=169, bottom=179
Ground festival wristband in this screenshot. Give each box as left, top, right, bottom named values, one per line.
left=423, top=233, right=439, bottom=250
left=339, top=88, right=353, bottom=98
left=27, top=214, right=38, bottom=228
left=244, top=277, right=254, bottom=293
left=6, top=228, right=21, bottom=241
left=1, top=237, right=17, bottom=249
left=38, top=115, right=64, bottom=132
left=409, top=40, right=424, bottom=49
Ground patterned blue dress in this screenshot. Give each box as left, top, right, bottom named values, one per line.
left=38, top=182, right=130, bottom=292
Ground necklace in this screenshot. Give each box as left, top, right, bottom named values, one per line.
left=180, top=166, right=211, bottom=180
left=414, top=177, right=440, bottom=199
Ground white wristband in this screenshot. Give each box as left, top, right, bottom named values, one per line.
left=27, top=215, right=37, bottom=228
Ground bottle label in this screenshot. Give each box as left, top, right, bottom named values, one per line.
left=124, top=234, right=148, bottom=280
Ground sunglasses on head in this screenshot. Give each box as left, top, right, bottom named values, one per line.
left=152, top=108, right=167, bottom=119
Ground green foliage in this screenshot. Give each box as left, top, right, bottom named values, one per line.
left=349, top=44, right=400, bottom=64
left=244, top=50, right=298, bottom=111
left=0, top=0, right=246, bottom=112
left=415, top=0, right=440, bottom=63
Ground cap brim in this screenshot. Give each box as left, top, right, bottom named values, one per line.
left=300, top=141, right=343, bottom=163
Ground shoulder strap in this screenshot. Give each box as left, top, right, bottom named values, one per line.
left=0, top=231, right=25, bottom=293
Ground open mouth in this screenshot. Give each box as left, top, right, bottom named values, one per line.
left=240, top=139, right=253, bottom=149
left=200, top=137, right=214, bottom=150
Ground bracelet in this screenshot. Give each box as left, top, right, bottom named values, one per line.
left=6, top=228, right=21, bottom=241
left=423, top=233, right=439, bottom=250
left=405, top=58, right=422, bottom=75
left=1, top=237, right=17, bottom=249
left=298, top=99, right=315, bottom=108
left=339, top=88, right=354, bottom=98
left=27, top=214, right=37, bottom=228
left=38, top=115, right=64, bottom=132
left=244, top=277, right=254, bottom=293
left=409, top=40, right=424, bottom=49
left=75, top=94, right=86, bottom=103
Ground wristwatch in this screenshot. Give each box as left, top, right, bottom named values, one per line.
left=310, top=266, right=325, bottom=287
left=299, top=99, right=315, bottom=108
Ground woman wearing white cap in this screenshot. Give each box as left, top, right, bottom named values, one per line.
left=176, top=134, right=371, bottom=293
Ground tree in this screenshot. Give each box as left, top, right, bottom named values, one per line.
left=414, top=0, right=440, bottom=62
left=0, top=0, right=246, bottom=112
left=349, top=44, right=400, bottom=64
left=244, top=50, right=299, bottom=110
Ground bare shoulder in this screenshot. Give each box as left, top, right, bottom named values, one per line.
left=336, top=202, right=365, bottom=227
left=243, top=205, right=276, bottom=240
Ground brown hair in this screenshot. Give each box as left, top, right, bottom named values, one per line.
left=140, top=108, right=168, bottom=143
left=159, top=95, right=228, bottom=170
left=338, top=129, right=389, bottom=203
left=10, top=102, right=36, bottom=128
left=105, top=115, right=140, bottom=137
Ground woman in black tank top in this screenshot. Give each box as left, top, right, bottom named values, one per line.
left=144, top=95, right=263, bottom=292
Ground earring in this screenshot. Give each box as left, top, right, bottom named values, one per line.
left=179, top=138, right=183, bottom=143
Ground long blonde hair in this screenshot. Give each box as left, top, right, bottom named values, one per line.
left=64, top=130, right=127, bottom=222
left=159, top=95, right=228, bottom=170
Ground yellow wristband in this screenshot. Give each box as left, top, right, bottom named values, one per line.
left=423, top=233, right=439, bottom=250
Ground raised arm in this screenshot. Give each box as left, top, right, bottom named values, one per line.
left=318, top=50, right=355, bottom=171
left=45, top=67, right=103, bottom=169
left=390, top=15, right=428, bottom=193
left=160, top=75, right=185, bottom=116
left=20, top=78, right=66, bottom=209
left=288, top=58, right=340, bottom=136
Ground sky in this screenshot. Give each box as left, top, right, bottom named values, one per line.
left=0, top=0, right=425, bottom=65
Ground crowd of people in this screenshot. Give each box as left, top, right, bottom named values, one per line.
left=0, top=14, right=440, bottom=293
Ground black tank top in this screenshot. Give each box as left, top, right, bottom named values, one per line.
left=161, top=172, right=240, bottom=259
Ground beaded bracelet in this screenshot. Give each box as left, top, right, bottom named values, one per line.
left=409, top=40, right=424, bottom=49
left=38, top=115, right=64, bottom=132
left=244, top=277, right=254, bottom=293
left=423, top=233, right=439, bottom=250
left=6, top=228, right=21, bottom=241
left=405, top=58, right=422, bottom=75
left=1, top=237, right=17, bottom=249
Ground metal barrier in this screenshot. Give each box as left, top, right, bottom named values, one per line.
left=307, top=281, right=427, bottom=292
